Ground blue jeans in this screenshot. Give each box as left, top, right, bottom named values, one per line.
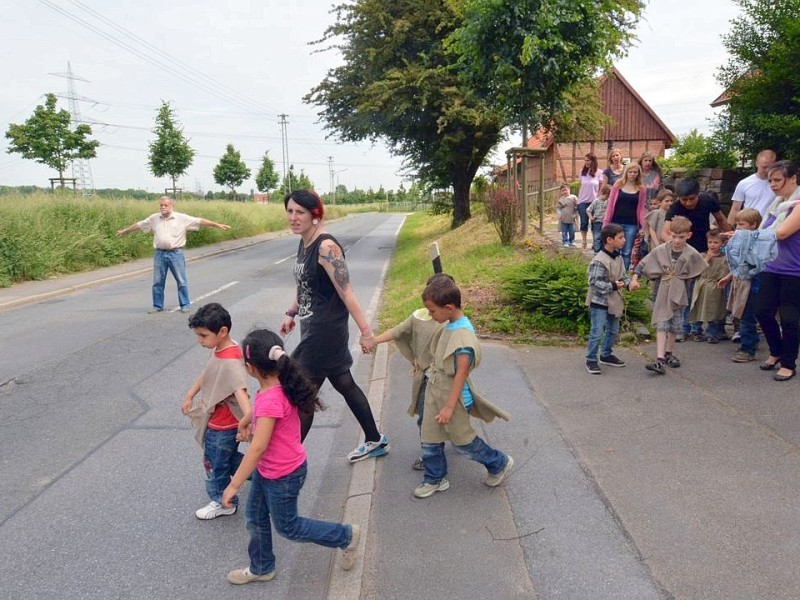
left=704, top=320, right=726, bottom=339
left=591, top=221, right=603, bottom=253
left=586, top=305, right=620, bottom=362
left=618, top=223, right=639, bottom=271
left=246, top=462, right=352, bottom=576
left=421, top=436, right=508, bottom=484
left=153, top=248, right=189, bottom=310
left=682, top=278, right=702, bottom=335
left=560, top=222, right=575, bottom=245
left=577, top=203, right=589, bottom=232
left=739, top=280, right=760, bottom=355
left=203, top=428, right=243, bottom=505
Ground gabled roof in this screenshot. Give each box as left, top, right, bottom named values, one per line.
left=597, top=67, right=676, bottom=144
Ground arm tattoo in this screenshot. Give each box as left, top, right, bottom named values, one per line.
left=322, top=245, right=351, bottom=291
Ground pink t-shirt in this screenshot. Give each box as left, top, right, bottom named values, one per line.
left=254, top=385, right=306, bottom=479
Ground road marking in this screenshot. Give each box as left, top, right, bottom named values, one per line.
left=276, top=255, right=294, bottom=264
left=170, top=281, right=239, bottom=312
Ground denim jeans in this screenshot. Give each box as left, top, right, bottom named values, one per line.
left=577, top=203, right=589, bottom=232
left=738, top=282, right=760, bottom=355
left=421, top=436, right=508, bottom=484
left=704, top=320, right=726, bottom=339
left=618, top=223, right=639, bottom=271
left=246, top=462, right=352, bottom=575
left=682, top=278, right=702, bottom=335
left=152, top=248, right=189, bottom=310
left=586, top=305, right=620, bottom=362
left=591, top=221, right=603, bottom=253
left=203, top=428, right=243, bottom=505
left=560, top=222, right=575, bottom=245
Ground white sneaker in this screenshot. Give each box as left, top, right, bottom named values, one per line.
left=227, top=567, right=275, bottom=584
left=195, top=501, right=236, bottom=520
left=347, top=434, right=389, bottom=463
left=485, top=455, right=514, bottom=487
left=340, top=524, right=361, bottom=570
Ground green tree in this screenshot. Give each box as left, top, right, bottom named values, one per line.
left=5, top=93, right=99, bottom=187
left=305, top=0, right=504, bottom=227
left=255, top=150, right=279, bottom=193
left=716, top=0, right=800, bottom=161
left=147, top=101, right=195, bottom=195
left=660, top=129, right=737, bottom=172
left=447, top=0, right=643, bottom=131
left=213, top=143, right=251, bottom=198
left=280, top=164, right=313, bottom=193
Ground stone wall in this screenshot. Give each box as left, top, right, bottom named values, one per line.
left=665, top=168, right=747, bottom=215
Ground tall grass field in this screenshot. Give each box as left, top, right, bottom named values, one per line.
left=0, top=194, right=349, bottom=288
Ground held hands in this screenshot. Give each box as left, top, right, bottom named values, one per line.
left=627, top=280, right=640, bottom=292
left=360, top=332, right=376, bottom=354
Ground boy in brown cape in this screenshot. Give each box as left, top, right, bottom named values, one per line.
left=413, top=276, right=512, bottom=498
left=631, top=216, right=708, bottom=374
left=181, top=303, right=251, bottom=519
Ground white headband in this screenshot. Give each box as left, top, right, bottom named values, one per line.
left=268, top=345, right=285, bottom=361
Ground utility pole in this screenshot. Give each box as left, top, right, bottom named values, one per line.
left=327, top=156, right=335, bottom=203
left=51, top=62, right=95, bottom=197
left=278, top=114, right=290, bottom=194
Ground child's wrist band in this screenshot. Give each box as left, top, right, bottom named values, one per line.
left=285, top=309, right=298, bottom=318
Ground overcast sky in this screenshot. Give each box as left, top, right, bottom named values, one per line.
left=1, top=0, right=741, bottom=195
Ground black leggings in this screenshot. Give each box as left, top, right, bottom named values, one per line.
left=755, top=271, right=800, bottom=371
left=300, top=370, right=381, bottom=443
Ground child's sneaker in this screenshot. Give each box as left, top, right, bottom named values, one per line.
left=412, top=456, right=424, bottom=471
left=414, top=478, right=450, bottom=498
left=347, top=434, right=389, bottom=463
left=731, top=331, right=742, bottom=343
left=664, top=353, right=681, bottom=368
left=585, top=361, right=601, bottom=375
left=485, top=455, right=514, bottom=487
left=227, top=567, right=276, bottom=584
left=196, top=501, right=236, bottom=520
left=706, top=336, right=720, bottom=344
left=340, top=524, right=361, bottom=571
left=732, top=351, right=755, bottom=363
left=645, top=359, right=666, bottom=374
left=599, top=354, right=626, bottom=367
left=691, top=333, right=706, bottom=342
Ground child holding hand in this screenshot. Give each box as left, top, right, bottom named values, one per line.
left=222, top=329, right=359, bottom=584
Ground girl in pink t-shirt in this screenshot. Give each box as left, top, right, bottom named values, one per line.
left=222, top=329, right=360, bottom=585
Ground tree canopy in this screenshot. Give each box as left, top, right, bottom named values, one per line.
left=147, top=101, right=195, bottom=193
left=305, top=0, right=504, bottom=226
left=5, top=93, right=99, bottom=184
left=255, top=150, right=279, bottom=193
left=716, top=0, right=800, bottom=161
left=213, top=144, right=251, bottom=197
left=280, top=164, right=313, bottom=194
left=447, top=0, right=643, bottom=130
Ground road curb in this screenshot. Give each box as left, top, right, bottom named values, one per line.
left=326, top=341, right=388, bottom=600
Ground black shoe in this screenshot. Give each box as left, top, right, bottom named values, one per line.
left=760, top=359, right=781, bottom=371
left=774, top=369, right=796, bottom=382
left=645, top=360, right=666, bottom=374
left=585, top=361, right=602, bottom=375
left=599, top=354, right=626, bottom=367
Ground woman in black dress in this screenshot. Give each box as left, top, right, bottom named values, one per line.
left=279, top=189, right=388, bottom=462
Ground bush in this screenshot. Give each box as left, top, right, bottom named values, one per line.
left=483, top=186, right=521, bottom=245
left=503, top=252, right=651, bottom=336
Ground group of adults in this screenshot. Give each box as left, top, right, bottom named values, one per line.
left=576, top=148, right=662, bottom=263
left=577, top=147, right=800, bottom=382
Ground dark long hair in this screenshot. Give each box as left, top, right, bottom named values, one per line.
left=581, top=153, right=598, bottom=177
left=242, top=329, right=323, bottom=416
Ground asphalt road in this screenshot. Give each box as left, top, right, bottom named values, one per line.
left=0, top=212, right=403, bottom=600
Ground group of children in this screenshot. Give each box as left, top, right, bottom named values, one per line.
left=181, top=274, right=514, bottom=584
left=585, top=205, right=768, bottom=375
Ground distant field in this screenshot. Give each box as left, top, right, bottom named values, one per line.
left=0, top=194, right=358, bottom=287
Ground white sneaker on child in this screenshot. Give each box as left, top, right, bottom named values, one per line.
left=195, top=501, right=236, bottom=520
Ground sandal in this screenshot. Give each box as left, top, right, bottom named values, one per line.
left=774, top=369, right=796, bottom=382
left=759, top=358, right=781, bottom=371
